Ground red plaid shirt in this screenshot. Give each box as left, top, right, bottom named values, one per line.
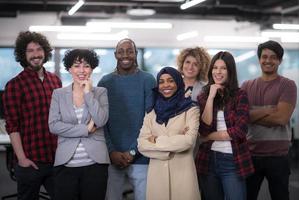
left=195, top=89, right=254, bottom=178
left=3, top=67, right=61, bottom=163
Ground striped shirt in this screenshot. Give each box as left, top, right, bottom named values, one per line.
left=66, top=105, right=95, bottom=167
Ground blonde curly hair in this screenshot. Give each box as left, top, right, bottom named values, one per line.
left=177, top=47, right=210, bottom=82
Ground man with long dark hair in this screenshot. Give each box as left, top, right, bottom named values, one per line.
left=3, top=31, right=61, bottom=199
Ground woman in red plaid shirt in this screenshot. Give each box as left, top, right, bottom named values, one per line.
left=195, top=51, right=254, bottom=200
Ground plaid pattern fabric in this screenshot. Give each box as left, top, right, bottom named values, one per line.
left=195, top=89, right=254, bottom=178
left=3, top=67, right=61, bottom=163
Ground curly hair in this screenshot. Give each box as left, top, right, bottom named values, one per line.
left=63, top=49, right=99, bottom=71
left=177, top=47, right=210, bottom=82
left=14, top=31, right=53, bottom=68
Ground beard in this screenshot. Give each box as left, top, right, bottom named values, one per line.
left=27, top=56, right=44, bottom=71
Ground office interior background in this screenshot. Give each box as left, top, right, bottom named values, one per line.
left=0, top=0, right=298, bottom=199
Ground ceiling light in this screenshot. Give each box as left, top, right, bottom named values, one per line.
left=127, top=8, right=156, bottom=16
left=86, top=21, right=172, bottom=29
left=176, top=31, right=198, bottom=41
left=235, top=51, right=256, bottom=63
left=281, top=37, right=299, bottom=43
left=180, top=0, right=206, bottom=10
left=261, top=31, right=299, bottom=38
left=29, top=25, right=111, bottom=33
left=68, top=0, right=84, bottom=16
left=57, top=30, right=129, bottom=41
left=273, top=23, right=299, bottom=30
left=204, top=36, right=268, bottom=43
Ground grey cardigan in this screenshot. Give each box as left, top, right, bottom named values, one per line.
left=48, top=84, right=110, bottom=166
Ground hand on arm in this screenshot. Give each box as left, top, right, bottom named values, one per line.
left=255, top=102, right=295, bottom=126
left=9, top=132, right=38, bottom=169
left=249, top=107, right=276, bottom=123
left=201, top=130, right=231, bottom=142
left=87, top=119, right=97, bottom=133
left=202, top=84, right=223, bottom=125
left=109, top=151, right=130, bottom=168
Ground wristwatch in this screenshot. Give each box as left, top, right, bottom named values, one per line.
left=129, top=149, right=136, bottom=157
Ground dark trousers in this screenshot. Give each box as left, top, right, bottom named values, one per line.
left=15, top=163, right=54, bottom=200
left=246, top=155, right=290, bottom=200
left=53, top=163, right=108, bottom=200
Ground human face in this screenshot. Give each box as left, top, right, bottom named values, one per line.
left=212, top=59, right=228, bottom=85
left=182, top=55, right=200, bottom=80
left=158, top=74, right=178, bottom=98
left=25, top=42, right=45, bottom=71
left=69, top=58, right=93, bottom=84
left=115, top=40, right=137, bottom=71
left=259, top=48, right=281, bottom=76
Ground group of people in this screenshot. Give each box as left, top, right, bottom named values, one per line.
left=2, top=30, right=296, bottom=200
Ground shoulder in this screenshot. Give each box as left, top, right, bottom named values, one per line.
left=279, top=76, right=297, bottom=89
left=187, top=106, right=200, bottom=114
left=4, top=71, right=25, bottom=90
left=92, top=86, right=107, bottom=94
left=45, top=71, right=61, bottom=80
left=100, top=73, right=114, bottom=82
left=241, top=78, right=258, bottom=89
left=52, top=87, right=67, bottom=95
left=139, top=70, right=155, bottom=81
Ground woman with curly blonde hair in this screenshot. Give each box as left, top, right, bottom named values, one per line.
left=177, top=47, right=211, bottom=102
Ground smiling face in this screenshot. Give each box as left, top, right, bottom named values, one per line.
left=212, top=59, right=228, bottom=85
left=115, top=40, right=137, bottom=71
left=182, top=55, right=200, bottom=80
left=259, top=48, right=281, bottom=76
left=25, top=42, right=45, bottom=71
left=69, top=58, right=93, bottom=84
left=158, top=73, right=178, bottom=98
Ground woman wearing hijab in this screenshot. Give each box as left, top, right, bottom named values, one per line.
left=137, top=67, right=200, bottom=200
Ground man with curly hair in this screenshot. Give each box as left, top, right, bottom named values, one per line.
left=2, top=31, right=61, bottom=200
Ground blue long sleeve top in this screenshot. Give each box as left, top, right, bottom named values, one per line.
left=98, top=70, right=156, bottom=164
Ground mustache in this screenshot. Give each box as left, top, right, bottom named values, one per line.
left=30, top=56, right=43, bottom=60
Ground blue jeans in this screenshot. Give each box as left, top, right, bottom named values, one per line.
left=246, top=155, right=290, bottom=200
left=199, top=151, right=246, bottom=200
left=105, top=164, right=148, bottom=200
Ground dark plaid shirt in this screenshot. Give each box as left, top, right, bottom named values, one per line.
left=195, top=89, right=254, bottom=178
left=3, top=67, right=61, bottom=163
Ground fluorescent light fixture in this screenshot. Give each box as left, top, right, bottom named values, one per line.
left=86, top=21, right=172, bottom=29
left=127, top=8, right=156, bottom=16
left=273, top=23, right=299, bottom=30
left=281, top=37, right=299, bottom=43
left=176, top=31, right=198, bottom=41
left=204, top=36, right=268, bottom=43
left=29, top=25, right=111, bottom=33
left=68, top=0, right=84, bottom=16
left=57, top=30, right=129, bottom=41
left=235, top=51, right=256, bottom=63
left=180, top=0, right=206, bottom=10
left=261, top=31, right=299, bottom=38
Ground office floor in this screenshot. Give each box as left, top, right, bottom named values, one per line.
left=0, top=151, right=298, bottom=200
